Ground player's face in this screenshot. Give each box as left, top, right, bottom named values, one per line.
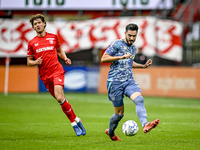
left=124, top=30, right=137, bottom=46
left=33, top=19, right=45, bottom=34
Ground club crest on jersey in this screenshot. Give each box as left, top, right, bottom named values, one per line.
left=49, top=40, right=53, bottom=44
left=46, top=38, right=54, bottom=44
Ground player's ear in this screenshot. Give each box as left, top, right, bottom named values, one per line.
left=32, top=25, right=35, bottom=30
left=44, top=22, right=47, bottom=28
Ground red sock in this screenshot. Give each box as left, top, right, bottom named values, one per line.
left=61, top=100, right=75, bottom=123
left=71, top=108, right=77, bottom=119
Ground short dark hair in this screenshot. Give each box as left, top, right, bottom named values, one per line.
left=30, top=14, right=46, bottom=28
left=125, top=23, right=138, bottom=32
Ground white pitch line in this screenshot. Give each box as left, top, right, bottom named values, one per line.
left=161, top=122, right=199, bottom=125
left=0, top=122, right=107, bottom=125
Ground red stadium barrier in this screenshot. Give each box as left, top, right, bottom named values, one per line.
left=0, top=66, right=38, bottom=93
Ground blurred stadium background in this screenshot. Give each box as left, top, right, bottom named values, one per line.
left=0, top=0, right=200, bottom=99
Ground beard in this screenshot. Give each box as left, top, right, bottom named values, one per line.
left=126, top=37, right=134, bottom=46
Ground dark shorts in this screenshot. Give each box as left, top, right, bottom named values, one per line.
left=107, top=80, right=142, bottom=107
left=42, top=74, right=65, bottom=97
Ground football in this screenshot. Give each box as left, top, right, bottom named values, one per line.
left=122, top=120, right=139, bottom=136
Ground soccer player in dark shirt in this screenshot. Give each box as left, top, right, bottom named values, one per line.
left=101, top=23, right=159, bottom=141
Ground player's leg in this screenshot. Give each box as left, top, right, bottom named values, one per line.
left=105, top=81, right=124, bottom=141
left=131, top=93, right=159, bottom=133
left=58, top=94, right=85, bottom=134
left=54, top=85, right=74, bottom=121
left=126, top=80, right=159, bottom=133
left=124, top=80, right=147, bottom=126
left=54, top=85, right=83, bottom=136
left=130, top=92, right=148, bottom=127
left=105, top=113, right=123, bottom=141
left=106, top=106, right=124, bottom=140
left=42, top=78, right=82, bottom=136
left=55, top=74, right=86, bottom=135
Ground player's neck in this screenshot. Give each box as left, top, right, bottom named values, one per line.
left=37, top=31, right=46, bottom=37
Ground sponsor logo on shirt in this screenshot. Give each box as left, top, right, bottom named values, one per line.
left=36, top=46, right=54, bottom=53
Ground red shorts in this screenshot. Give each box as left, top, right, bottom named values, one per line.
left=42, top=74, right=65, bottom=97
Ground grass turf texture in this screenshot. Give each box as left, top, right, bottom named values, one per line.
left=0, top=93, right=200, bottom=150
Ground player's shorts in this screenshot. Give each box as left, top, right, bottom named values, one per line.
left=107, top=79, right=142, bottom=107
left=42, top=74, right=65, bottom=97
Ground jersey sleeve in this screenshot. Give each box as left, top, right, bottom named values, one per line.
left=27, top=41, right=34, bottom=57
left=105, top=40, right=119, bottom=56
left=55, top=35, right=61, bottom=50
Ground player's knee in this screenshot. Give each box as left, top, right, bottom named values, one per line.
left=56, top=95, right=64, bottom=103
left=113, top=113, right=124, bottom=121
left=133, top=95, right=144, bottom=105
left=119, top=114, right=124, bottom=119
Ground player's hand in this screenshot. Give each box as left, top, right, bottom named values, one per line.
left=36, top=56, right=42, bottom=65
left=121, top=54, right=131, bottom=59
left=65, top=58, right=71, bottom=65
left=144, top=59, right=152, bottom=68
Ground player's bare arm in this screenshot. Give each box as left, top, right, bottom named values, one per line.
left=101, top=52, right=131, bottom=63
left=132, top=59, right=152, bottom=68
left=57, top=47, right=71, bottom=65
left=27, top=56, right=42, bottom=66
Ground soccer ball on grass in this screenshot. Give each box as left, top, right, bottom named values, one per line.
left=122, top=120, right=139, bottom=136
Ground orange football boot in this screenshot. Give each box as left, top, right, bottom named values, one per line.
left=143, top=119, right=160, bottom=133
left=105, top=129, right=121, bottom=141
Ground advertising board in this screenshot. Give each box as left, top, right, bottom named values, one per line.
left=0, top=0, right=173, bottom=10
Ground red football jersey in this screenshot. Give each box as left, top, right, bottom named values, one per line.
left=27, top=32, right=65, bottom=80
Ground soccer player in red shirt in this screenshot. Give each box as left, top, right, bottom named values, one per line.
left=27, top=14, right=86, bottom=136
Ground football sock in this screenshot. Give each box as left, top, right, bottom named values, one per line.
left=71, top=121, right=77, bottom=126
left=109, top=113, right=124, bottom=137
left=75, top=117, right=80, bottom=123
left=133, top=95, right=147, bottom=127
left=71, top=107, right=77, bottom=119
left=61, top=99, right=77, bottom=119
left=60, top=99, right=75, bottom=123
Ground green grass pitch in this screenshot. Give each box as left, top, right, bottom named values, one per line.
left=0, top=93, right=200, bottom=150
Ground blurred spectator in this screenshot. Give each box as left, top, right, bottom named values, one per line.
left=174, top=0, right=186, bottom=5
left=134, top=47, right=148, bottom=65
left=119, top=4, right=134, bottom=16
